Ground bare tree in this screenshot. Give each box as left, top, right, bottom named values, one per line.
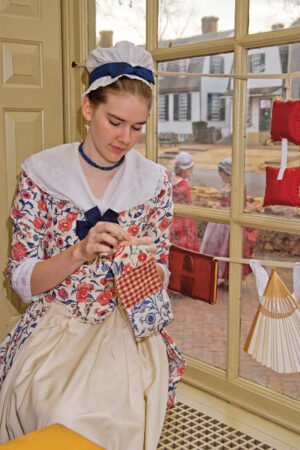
left=96, top=0, right=145, bottom=44
left=96, top=0, right=201, bottom=46
left=158, top=0, right=201, bottom=42
left=283, top=0, right=300, bottom=24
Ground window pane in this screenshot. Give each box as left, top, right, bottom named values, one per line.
left=96, top=0, right=145, bottom=46
left=240, top=227, right=300, bottom=400
left=249, top=0, right=300, bottom=34
left=245, top=45, right=300, bottom=219
left=168, top=219, right=228, bottom=370
left=158, top=55, right=233, bottom=208
left=158, top=0, right=235, bottom=47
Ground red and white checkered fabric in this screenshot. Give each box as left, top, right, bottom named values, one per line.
left=117, top=259, right=164, bottom=309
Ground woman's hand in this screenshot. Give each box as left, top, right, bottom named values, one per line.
left=31, top=222, right=132, bottom=296
left=75, top=222, right=132, bottom=263
left=122, top=235, right=157, bottom=255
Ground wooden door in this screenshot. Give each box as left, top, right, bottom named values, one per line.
left=0, top=0, right=63, bottom=340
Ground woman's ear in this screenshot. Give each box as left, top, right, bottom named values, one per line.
left=82, top=96, right=94, bottom=122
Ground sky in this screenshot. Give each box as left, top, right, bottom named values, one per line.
left=96, top=0, right=300, bottom=45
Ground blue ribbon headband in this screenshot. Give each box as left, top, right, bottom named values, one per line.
left=89, top=62, right=155, bottom=86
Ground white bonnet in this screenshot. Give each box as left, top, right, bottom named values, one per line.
left=83, top=41, right=154, bottom=97
left=218, top=157, right=232, bottom=175
left=175, top=151, right=194, bottom=170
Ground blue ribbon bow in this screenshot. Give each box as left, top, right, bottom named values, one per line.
left=89, top=62, right=155, bottom=86
left=76, top=206, right=119, bottom=240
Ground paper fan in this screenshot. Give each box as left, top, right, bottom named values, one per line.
left=244, top=267, right=300, bottom=373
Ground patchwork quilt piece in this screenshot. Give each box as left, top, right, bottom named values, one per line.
left=112, top=245, right=174, bottom=341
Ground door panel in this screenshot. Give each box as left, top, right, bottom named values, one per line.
left=0, top=0, right=63, bottom=340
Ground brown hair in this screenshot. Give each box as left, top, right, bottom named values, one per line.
left=87, top=77, right=153, bottom=111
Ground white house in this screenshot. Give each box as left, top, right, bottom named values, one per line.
left=157, top=16, right=288, bottom=146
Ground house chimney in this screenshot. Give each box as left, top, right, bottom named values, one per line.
left=202, top=16, right=218, bottom=34
left=271, top=23, right=284, bottom=30
left=98, top=30, right=113, bottom=47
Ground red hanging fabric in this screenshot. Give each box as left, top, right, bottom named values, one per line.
left=168, top=245, right=218, bottom=304
left=263, top=166, right=300, bottom=207
left=271, top=99, right=300, bottom=145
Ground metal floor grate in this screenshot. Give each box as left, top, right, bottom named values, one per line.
left=158, top=401, right=276, bottom=449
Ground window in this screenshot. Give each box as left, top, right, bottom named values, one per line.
left=210, top=55, right=224, bottom=74
left=95, top=0, right=300, bottom=430
left=158, top=95, right=169, bottom=121
left=178, top=59, right=188, bottom=73
left=173, top=93, right=191, bottom=121
left=259, top=98, right=272, bottom=131
left=248, top=53, right=265, bottom=73
left=207, top=93, right=225, bottom=121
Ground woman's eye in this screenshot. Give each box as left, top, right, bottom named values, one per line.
left=132, top=126, right=142, bottom=131
left=109, top=120, right=120, bottom=126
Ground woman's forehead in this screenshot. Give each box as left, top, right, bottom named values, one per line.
left=99, top=92, right=149, bottom=122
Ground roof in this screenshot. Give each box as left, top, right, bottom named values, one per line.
left=223, top=86, right=283, bottom=97
left=158, top=29, right=234, bottom=47
left=158, top=57, right=204, bottom=93
left=158, top=30, right=233, bottom=94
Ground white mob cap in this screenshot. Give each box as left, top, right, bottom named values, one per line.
left=175, top=151, right=194, bottom=170
left=218, top=157, right=232, bottom=175
left=83, top=41, right=155, bottom=97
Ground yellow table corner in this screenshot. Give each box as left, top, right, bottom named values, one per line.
left=0, top=424, right=105, bottom=449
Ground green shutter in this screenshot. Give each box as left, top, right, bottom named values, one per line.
left=207, top=93, right=212, bottom=121
left=187, top=93, right=191, bottom=120
left=165, top=95, right=169, bottom=121
left=174, top=94, right=179, bottom=121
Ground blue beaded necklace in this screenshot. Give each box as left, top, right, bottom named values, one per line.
left=78, top=142, right=125, bottom=171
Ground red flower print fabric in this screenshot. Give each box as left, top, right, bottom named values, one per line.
left=3, top=168, right=184, bottom=406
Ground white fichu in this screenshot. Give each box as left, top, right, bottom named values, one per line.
left=244, top=260, right=300, bottom=373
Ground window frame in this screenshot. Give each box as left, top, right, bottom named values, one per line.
left=91, top=0, right=300, bottom=434
left=142, top=0, right=300, bottom=434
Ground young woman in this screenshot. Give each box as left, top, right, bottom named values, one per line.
left=0, top=41, right=185, bottom=449
left=170, top=151, right=199, bottom=251
left=200, top=158, right=257, bottom=283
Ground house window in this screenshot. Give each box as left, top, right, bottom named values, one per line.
left=178, top=59, right=188, bottom=73
left=210, top=55, right=224, bottom=74
left=158, top=95, right=169, bottom=121
left=207, top=93, right=225, bottom=121
left=173, top=93, right=191, bottom=121
left=248, top=53, right=265, bottom=73
left=259, top=98, right=272, bottom=131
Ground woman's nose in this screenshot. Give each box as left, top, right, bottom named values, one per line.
left=118, top=126, right=131, bottom=144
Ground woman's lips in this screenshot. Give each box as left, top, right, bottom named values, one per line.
left=111, top=145, right=126, bottom=153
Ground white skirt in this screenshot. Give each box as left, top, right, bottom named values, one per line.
left=0, top=302, right=169, bottom=449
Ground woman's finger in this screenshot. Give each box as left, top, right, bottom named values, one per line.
left=123, top=236, right=154, bottom=246
left=121, top=236, right=157, bottom=255
left=148, top=243, right=157, bottom=254
left=92, top=222, right=131, bottom=242
left=91, top=231, right=119, bottom=249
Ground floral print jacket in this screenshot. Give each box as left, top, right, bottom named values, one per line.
left=0, top=169, right=185, bottom=407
